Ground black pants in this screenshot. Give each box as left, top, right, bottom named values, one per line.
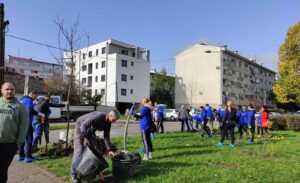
left=156, top=118, right=164, bottom=133
left=220, top=123, right=235, bottom=144
left=249, top=126, right=255, bottom=142
left=18, top=124, right=33, bottom=158
left=180, top=118, right=190, bottom=132
left=200, top=121, right=211, bottom=137
left=238, top=124, right=246, bottom=138
left=261, top=127, right=269, bottom=137
left=141, top=130, right=153, bottom=154
left=0, top=143, right=17, bottom=183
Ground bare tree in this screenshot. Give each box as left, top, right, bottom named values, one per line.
left=52, top=16, right=90, bottom=152
left=185, top=77, right=201, bottom=107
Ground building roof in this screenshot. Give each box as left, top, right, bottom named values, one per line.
left=7, top=55, right=62, bottom=66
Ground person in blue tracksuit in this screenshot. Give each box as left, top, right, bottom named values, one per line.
left=237, top=105, right=246, bottom=139
left=205, top=104, right=213, bottom=134
left=242, top=106, right=249, bottom=135
left=217, top=105, right=227, bottom=138
left=136, top=97, right=153, bottom=160
left=156, top=104, right=164, bottom=133
left=247, top=104, right=256, bottom=144
left=17, top=90, right=39, bottom=163
left=256, top=112, right=262, bottom=135
left=199, top=106, right=212, bottom=138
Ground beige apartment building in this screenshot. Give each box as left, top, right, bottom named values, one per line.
left=175, top=43, right=276, bottom=108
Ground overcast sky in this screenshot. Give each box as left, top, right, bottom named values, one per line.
left=2, top=0, right=300, bottom=74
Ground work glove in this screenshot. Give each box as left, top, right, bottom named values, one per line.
left=83, top=138, right=90, bottom=147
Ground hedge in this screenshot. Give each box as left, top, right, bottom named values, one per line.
left=270, top=114, right=300, bottom=132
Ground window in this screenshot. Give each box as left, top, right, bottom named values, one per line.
left=121, top=89, right=127, bottom=96
left=101, top=75, right=105, bottom=82
left=88, top=63, right=93, bottom=74
left=101, top=89, right=105, bottom=94
left=232, top=70, right=236, bottom=74
left=82, top=65, right=87, bottom=71
left=132, top=52, right=136, bottom=57
left=244, top=63, right=248, bottom=68
left=130, top=75, right=133, bottom=80
left=88, top=51, right=92, bottom=58
left=95, top=89, right=98, bottom=95
left=96, top=49, right=99, bottom=56
left=130, top=89, right=133, bottom=94
left=82, top=78, right=86, bottom=84
left=96, top=63, right=98, bottom=69
left=83, top=53, right=86, bottom=59
left=121, top=60, right=128, bottom=67
left=121, top=50, right=128, bottom=55
left=102, top=47, right=106, bottom=54
left=121, top=74, right=127, bottom=81
left=95, top=76, right=98, bottom=82
left=101, top=61, right=105, bottom=68
left=88, top=76, right=92, bottom=87
left=131, top=62, right=134, bottom=66
left=238, top=61, right=242, bottom=67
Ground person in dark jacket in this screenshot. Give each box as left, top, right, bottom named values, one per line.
left=17, top=90, right=39, bottom=163
left=205, top=104, right=213, bottom=134
left=37, top=94, right=66, bottom=145
left=70, top=110, right=119, bottom=183
left=216, top=101, right=237, bottom=147
left=156, top=104, right=164, bottom=133
left=178, top=105, right=191, bottom=132
left=199, top=106, right=212, bottom=138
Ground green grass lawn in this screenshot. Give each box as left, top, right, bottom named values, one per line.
left=34, top=130, right=300, bottom=183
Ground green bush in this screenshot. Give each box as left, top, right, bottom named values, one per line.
left=270, top=115, right=288, bottom=130
left=270, top=115, right=300, bottom=131
left=286, top=115, right=300, bottom=132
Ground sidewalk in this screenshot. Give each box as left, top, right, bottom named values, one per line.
left=8, top=157, right=64, bottom=183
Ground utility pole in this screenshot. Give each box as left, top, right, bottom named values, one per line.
left=0, top=3, right=9, bottom=85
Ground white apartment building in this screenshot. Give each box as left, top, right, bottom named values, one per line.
left=175, top=43, right=276, bottom=108
left=69, top=39, right=150, bottom=111
left=5, top=55, right=63, bottom=79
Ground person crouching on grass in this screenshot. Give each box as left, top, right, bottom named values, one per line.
left=216, top=101, right=237, bottom=147
left=134, top=97, right=153, bottom=161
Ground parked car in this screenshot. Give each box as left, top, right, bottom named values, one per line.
left=164, top=109, right=179, bottom=121
left=270, top=112, right=281, bottom=116
left=295, top=111, right=300, bottom=115
left=189, top=108, right=201, bottom=117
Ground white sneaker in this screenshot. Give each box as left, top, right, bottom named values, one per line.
left=143, top=154, right=149, bottom=161
left=149, top=152, right=153, bottom=159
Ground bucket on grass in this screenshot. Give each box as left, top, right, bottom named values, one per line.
left=111, top=152, right=140, bottom=179
left=74, top=146, right=108, bottom=179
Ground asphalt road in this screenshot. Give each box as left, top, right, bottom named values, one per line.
left=43, top=121, right=182, bottom=144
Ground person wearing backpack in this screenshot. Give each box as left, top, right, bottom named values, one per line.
left=37, top=95, right=66, bottom=145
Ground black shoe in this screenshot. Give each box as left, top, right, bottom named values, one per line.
left=70, top=174, right=80, bottom=183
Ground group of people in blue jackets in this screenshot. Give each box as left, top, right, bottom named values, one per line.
left=190, top=101, right=258, bottom=147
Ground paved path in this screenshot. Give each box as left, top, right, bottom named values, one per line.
left=8, top=121, right=181, bottom=183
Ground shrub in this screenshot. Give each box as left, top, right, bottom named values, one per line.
left=270, top=115, right=300, bottom=131
left=270, top=115, right=288, bottom=130
left=286, top=115, right=300, bottom=132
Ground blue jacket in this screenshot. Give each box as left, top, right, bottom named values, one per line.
left=19, top=96, right=37, bottom=123
left=156, top=105, right=164, bottom=119
left=237, top=110, right=244, bottom=125
left=206, top=106, right=213, bottom=118
left=248, top=110, right=256, bottom=127
left=200, top=110, right=208, bottom=122
left=217, top=108, right=225, bottom=121
left=243, top=111, right=249, bottom=124
left=139, top=106, right=152, bottom=131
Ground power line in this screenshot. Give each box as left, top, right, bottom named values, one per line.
left=6, top=34, right=69, bottom=51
